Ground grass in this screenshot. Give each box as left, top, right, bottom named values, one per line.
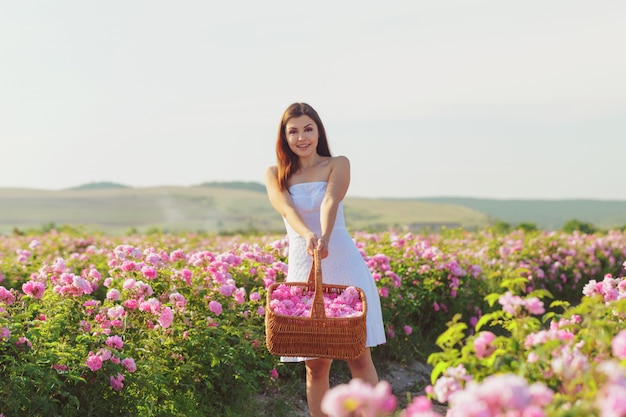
left=0, top=186, right=490, bottom=235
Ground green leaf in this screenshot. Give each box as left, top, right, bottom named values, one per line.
left=430, top=361, right=450, bottom=385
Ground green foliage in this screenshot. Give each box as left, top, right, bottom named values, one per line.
left=562, top=219, right=597, bottom=234
left=516, top=222, right=538, bottom=232
left=426, top=270, right=626, bottom=416
left=490, top=221, right=511, bottom=234
left=1, top=228, right=625, bottom=416
left=0, top=232, right=278, bottom=416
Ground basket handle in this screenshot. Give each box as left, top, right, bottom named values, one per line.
left=309, top=249, right=326, bottom=319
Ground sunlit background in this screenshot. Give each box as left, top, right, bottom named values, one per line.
left=2, top=0, right=625, bottom=199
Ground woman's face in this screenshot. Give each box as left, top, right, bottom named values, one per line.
left=285, top=115, right=319, bottom=158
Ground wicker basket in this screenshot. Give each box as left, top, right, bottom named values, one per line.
left=265, top=249, right=367, bottom=360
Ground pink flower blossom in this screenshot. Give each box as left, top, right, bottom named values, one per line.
left=53, top=364, right=68, bottom=372
left=612, top=330, right=626, bottom=360
left=250, top=291, right=261, bottom=302
left=523, top=297, right=545, bottom=315
left=270, top=368, right=279, bottom=379
left=321, top=379, right=397, bottom=417
left=597, top=383, right=626, bottom=417
left=141, top=266, right=157, bottom=280
left=98, top=348, right=113, bottom=361
left=268, top=284, right=363, bottom=318
left=140, top=298, right=161, bottom=314
left=106, top=288, right=121, bottom=301
left=179, top=268, right=192, bottom=285
left=123, top=278, right=136, bottom=290
left=170, top=249, right=186, bottom=262
left=0, top=286, right=16, bottom=305
left=86, top=268, right=101, bottom=281
left=401, top=396, right=440, bottom=417
left=431, top=365, right=472, bottom=403
left=122, top=357, right=137, bottom=373
left=105, top=335, right=124, bottom=349
left=474, top=331, right=496, bottom=358
left=169, top=292, right=187, bottom=310
left=595, top=361, right=626, bottom=416
left=135, top=281, right=153, bottom=298
left=158, top=307, right=174, bottom=328
left=107, top=305, right=125, bottom=319
left=22, top=280, right=46, bottom=299
left=447, top=374, right=553, bottom=417
left=220, top=283, right=237, bottom=296
left=144, top=252, right=162, bottom=266
left=498, top=291, right=524, bottom=315
left=209, top=300, right=223, bottom=316
left=15, top=337, right=32, bottom=350
left=121, top=261, right=137, bottom=272
left=234, top=287, right=246, bottom=304
left=72, top=275, right=93, bottom=295
left=16, top=249, right=31, bottom=263
left=110, top=373, right=124, bottom=391
left=0, top=327, right=10, bottom=341
left=86, top=351, right=103, bottom=371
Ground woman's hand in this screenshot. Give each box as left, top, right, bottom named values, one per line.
left=305, top=234, right=329, bottom=259
left=305, top=232, right=318, bottom=258
left=316, top=238, right=329, bottom=259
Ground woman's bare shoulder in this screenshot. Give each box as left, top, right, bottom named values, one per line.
left=330, top=155, right=350, bottom=168
left=265, top=166, right=279, bottom=184
left=265, top=165, right=278, bottom=177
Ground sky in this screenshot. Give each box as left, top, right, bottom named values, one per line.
left=1, top=1, right=625, bottom=200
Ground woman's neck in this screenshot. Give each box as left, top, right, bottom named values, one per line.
left=298, top=154, right=324, bottom=170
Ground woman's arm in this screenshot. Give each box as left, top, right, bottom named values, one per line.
left=318, top=156, right=350, bottom=257
left=265, top=166, right=318, bottom=256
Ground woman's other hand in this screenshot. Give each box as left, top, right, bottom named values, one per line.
left=317, top=238, right=329, bottom=259
left=305, top=232, right=317, bottom=258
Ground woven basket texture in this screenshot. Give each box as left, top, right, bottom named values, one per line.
left=265, top=250, right=367, bottom=360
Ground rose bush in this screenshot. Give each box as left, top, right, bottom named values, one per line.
left=1, top=227, right=625, bottom=416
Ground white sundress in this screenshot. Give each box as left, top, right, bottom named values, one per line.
left=281, top=181, right=386, bottom=362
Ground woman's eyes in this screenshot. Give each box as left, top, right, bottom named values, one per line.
left=287, top=127, right=314, bottom=135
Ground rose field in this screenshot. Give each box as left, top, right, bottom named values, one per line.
left=1, top=227, right=626, bottom=417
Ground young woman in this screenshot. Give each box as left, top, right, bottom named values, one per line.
left=265, top=102, right=386, bottom=417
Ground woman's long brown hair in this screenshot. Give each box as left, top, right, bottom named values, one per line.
left=275, top=103, right=331, bottom=192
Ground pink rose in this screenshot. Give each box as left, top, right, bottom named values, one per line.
left=105, top=335, right=124, bottom=350
left=158, top=307, right=174, bottom=329
left=474, top=331, right=496, bottom=358
left=209, top=300, right=223, bottom=316
left=110, top=373, right=124, bottom=391
left=86, top=351, right=103, bottom=372
left=612, top=330, right=626, bottom=360
left=122, top=357, right=137, bottom=373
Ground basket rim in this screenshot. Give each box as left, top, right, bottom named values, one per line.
left=266, top=281, right=368, bottom=318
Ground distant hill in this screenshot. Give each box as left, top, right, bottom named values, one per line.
left=198, top=181, right=266, bottom=193
left=410, top=197, right=626, bottom=230
left=0, top=186, right=487, bottom=235
left=1, top=185, right=624, bottom=235
left=68, top=182, right=131, bottom=190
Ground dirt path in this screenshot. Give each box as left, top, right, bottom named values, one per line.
left=262, top=360, right=447, bottom=416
